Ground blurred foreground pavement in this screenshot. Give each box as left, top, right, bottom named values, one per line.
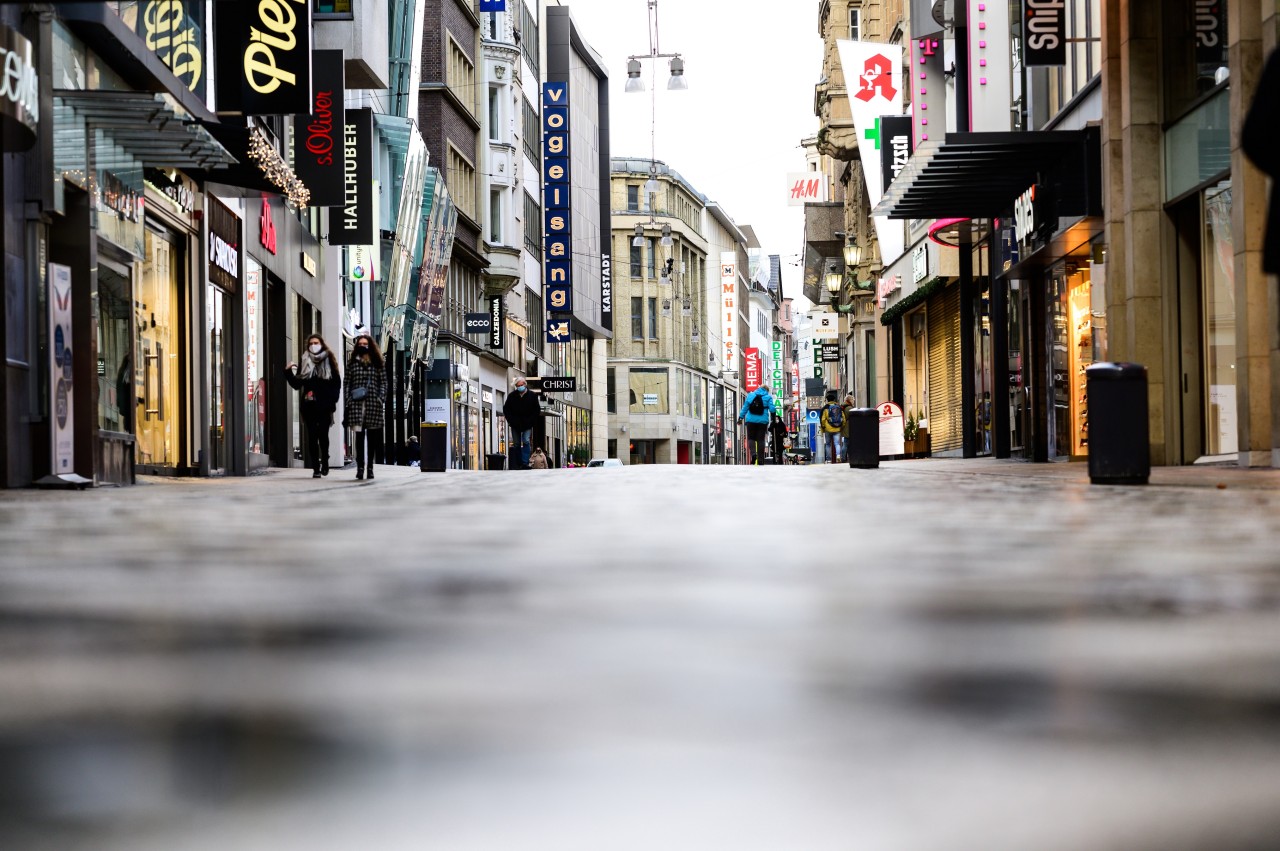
left=2, top=459, right=1280, bottom=851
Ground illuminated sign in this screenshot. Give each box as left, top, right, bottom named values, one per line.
left=744, top=347, right=763, bottom=392
left=542, top=82, right=572, bottom=343
left=295, top=50, right=345, bottom=206
left=331, top=107, right=374, bottom=245
left=214, top=0, right=313, bottom=115
left=720, top=252, right=736, bottom=371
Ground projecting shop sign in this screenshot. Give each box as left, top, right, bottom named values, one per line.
left=214, top=0, right=313, bottom=115
left=295, top=50, right=345, bottom=206
left=488, top=295, right=504, bottom=349
left=330, top=108, right=374, bottom=245
left=464, top=313, right=492, bottom=335
left=543, top=82, right=572, bottom=343
left=720, top=253, right=736, bottom=370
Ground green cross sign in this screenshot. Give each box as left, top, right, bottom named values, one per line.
left=865, top=117, right=882, bottom=150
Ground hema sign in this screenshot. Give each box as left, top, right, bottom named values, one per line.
left=214, top=0, right=312, bottom=115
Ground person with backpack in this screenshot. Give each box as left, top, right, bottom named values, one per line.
left=820, top=390, right=845, bottom=463
left=736, top=385, right=775, bottom=465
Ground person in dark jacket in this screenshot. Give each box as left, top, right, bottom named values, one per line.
left=769, top=412, right=787, bottom=465
left=502, top=376, right=541, bottom=469
left=1243, top=47, right=1280, bottom=275
left=285, top=334, right=341, bottom=478
left=344, top=333, right=388, bottom=480
left=736, top=385, right=775, bottom=465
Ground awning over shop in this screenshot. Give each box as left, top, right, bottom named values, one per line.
left=874, top=127, right=1101, bottom=221
left=54, top=91, right=236, bottom=170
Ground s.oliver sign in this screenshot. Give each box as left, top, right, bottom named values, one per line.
left=214, top=0, right=312, bottom=115
left=294, top=50, right=345, bottom=206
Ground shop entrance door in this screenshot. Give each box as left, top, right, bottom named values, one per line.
left=207, top=284, right=228, bottom=474
left=136, top=223, right=183, bottom=472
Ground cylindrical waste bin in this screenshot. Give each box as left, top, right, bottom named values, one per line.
left=419, top=422, right=447, bottom=472
left=1086, top=362, right=1149, bottom=485
left=486, top=452, right=506, bottom=471
left=846, top=407, right=880, bottom=469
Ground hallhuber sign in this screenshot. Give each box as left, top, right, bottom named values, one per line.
left=330, top=107, right=374, bottom=245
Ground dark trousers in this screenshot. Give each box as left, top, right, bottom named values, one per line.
left=746, top=422, right=768, bottom=465
left=304, top=418, right=330, bottom=473
left=353, top=428, right=383, bottom=470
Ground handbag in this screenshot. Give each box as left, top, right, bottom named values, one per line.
left=350, top=386, right=368, bottom=402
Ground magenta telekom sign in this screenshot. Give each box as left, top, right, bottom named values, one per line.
left=744, top=347, right=763, bottom=392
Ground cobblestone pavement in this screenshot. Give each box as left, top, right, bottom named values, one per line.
left=3, top=459, right=1280, bottom=850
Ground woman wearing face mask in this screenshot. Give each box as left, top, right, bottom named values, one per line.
left=285, top=334, right=342, bottom=478
left=343, top=333, right=387, bottom=480
left=502, top=375, right=540, bottom=469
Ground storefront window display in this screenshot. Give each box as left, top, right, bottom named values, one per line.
left=903, top=308, right=928, bottom=439
left=1202, top=181, right=1237, bottom=456
left=97, top=255, right=133, bottom=435
left=1048, top=263, right=1093, bottom=458
left=245, top=256, right=265, bottom=457
left=973, top=285, right=994, bottom=456
left=136, top=224, right=183, bottom=469
left=629, top=367, right=669, bottom=414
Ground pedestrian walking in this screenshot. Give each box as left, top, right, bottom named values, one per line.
left=737, top=385, right=775, bottom=465
left=503, top=376, right=540, bottom=469
left=284, top=334, right=342, bottom=478
left=820, top=390, right=845, bottom=463
left=769, top=412, right=788, bottom=465
left=344, top=333, right=387, bottom=480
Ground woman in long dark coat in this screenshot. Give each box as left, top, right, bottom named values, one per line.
left=284, top=334, right=342, bottom=478
left=344, top=333, right=387, bottom=480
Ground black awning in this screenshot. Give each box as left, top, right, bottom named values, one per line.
left=875, top=127, right=1101, bottom=221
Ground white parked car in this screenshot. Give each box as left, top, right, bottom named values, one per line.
left=586, top=458, right=624, bottom=468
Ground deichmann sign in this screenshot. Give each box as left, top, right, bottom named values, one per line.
left=294, top=50, right=345, bottom=206
left=214, top=0, right=312, bottom=115
left=330, top=107, right=374, bottom=245
left=207, top=196, right=240, bottom=293
left=0, top=25, right=38, bottom=152
left=487, top=294, right=504, bottom=350
left=1024, top=0, right=1067, bottom=66
left=542, top=82, right=572, bottom=342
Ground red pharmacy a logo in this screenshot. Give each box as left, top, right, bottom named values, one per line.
left=855, top=54, right=897, bottom=103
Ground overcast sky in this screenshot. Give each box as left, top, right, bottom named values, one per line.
left=558, top=0, right=822, bottom=303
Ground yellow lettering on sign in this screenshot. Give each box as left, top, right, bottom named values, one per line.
left=547, top=136, right=564, bottom=154
left=549, top=215, right=566, bottom=231
left=548, top=164, right=564, bottom=180
left=546, top=113, right=564, bottom=129
left=549, top=243, right=566, bottom=258
left=550, top=268, right=567, bottom=282
left=243, top=0, right=304, bottom=95
left=550, top=290, right=567, bottom=308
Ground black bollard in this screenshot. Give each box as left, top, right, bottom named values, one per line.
left=846, top=407, right=880, bottom=469
left=1085, top=362, right=1150, bottom=485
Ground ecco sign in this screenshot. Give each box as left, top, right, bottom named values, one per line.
left=464, top=313, right=492, bottom=335
left=0, top=26, right=38, bottom=151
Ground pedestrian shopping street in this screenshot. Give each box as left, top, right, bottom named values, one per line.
left=3, top=461, right=1280, bottom=850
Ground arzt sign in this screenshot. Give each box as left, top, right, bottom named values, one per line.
left=214, top=0, right=313, bottom=115
left=879, top=115, right=913, bottom=192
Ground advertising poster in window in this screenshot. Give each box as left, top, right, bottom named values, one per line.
left=48, top=263, right=74, bottom=474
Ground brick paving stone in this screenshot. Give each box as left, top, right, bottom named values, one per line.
left=1, top=460, right=1280, bottom=850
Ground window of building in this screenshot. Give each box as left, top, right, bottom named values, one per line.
left=522, top=97, right=540, bottom=167
left=648, top=296, right=658, bottom=339
left=313, top=0, right=352, bottom=16
left=488, top=85, right=501, bottom=141
left=848, top=6, right=861, bottom=40
left=447, top=35, right=476, bottom=116
left=629, top=367, right=669, bottom=414
left=632, top=296, right=643, bottom=339
left=627, top=185, right=639, bottom=211
left=1035, top=0, right=1102, bottom=123
left=523, top=189, right=542, bottom=256
left=1163, top=0, right=1230, bottom=121
left=520, top=2, right=540, bottom=76
left=630, top=243, right=642, bottom=278
left=647, top=238, right=656, bottom=278
left=607, top=367, right=616, bottom=413
left=489, top=188, right=503, bottom=244
left=447, top=144, right=477, bottom=223
left=527, top=291, right=544, bottom=358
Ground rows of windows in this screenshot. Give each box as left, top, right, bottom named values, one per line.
left=447, top=34, right=476, bottom=116
left=522, top=97, right=541, bottom=167
left=447, top=145, right=477, bottom=223
left=523, top=189, right=542, bottom=257
left=630, top=296, right=660, bottom=340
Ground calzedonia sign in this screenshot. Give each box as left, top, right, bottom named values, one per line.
left=330, top=107, right=374, bottom=246
left=542, top=81, right=573, bottom=344
left=295, top=50, right=345, bottom=207
left=214, top=0, right=312, bottom=115
left=488, top=294, right=504, bottom=350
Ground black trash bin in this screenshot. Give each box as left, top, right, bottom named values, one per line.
left=846, top=407, right=880, bottom=469
left=1086, top=362, right=1150, bottom=485
left=486, top=452, right=507, bottom=471
left=419, top=422, right=447, bottom=472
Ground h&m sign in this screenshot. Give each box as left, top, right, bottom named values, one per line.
left=214, top=0, right=313, bottom=115
left=542, top=82, right=572, bottom=342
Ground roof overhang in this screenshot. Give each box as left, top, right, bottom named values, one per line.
left=874, top=127, right=1102, bottom=221
left=54, top=91, right=236, bottom=170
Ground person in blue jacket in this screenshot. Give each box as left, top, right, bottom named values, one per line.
left=737, top=385, right=775, bottom=465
